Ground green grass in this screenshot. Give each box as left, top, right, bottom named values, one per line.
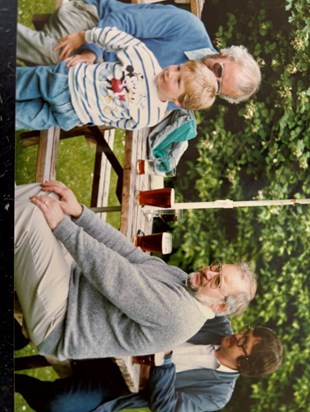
left=16, top=130, right=125, bottom=228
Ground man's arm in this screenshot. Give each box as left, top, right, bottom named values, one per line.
left=147, top=352, right=237, bottom=412
left=39, top=180, right=153, bottom=261
left=93, top=361, right=237, bottom=412
left=81, top=5, right=210, bottom=62
left=37, top=181, right=173, bottom=264
left=57, top=26, right=142, bottom=61
left=85, top=26, right=142, bottom=51
left=173, top=370, right=238, bottom=412
left=144, top=354, right=177, bottom=412
left=74, top=207, right=151, bottom=261
left=53, top=215, right=195, bottom=331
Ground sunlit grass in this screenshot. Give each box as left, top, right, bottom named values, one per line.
left=16, top=130, right=124, bottom=228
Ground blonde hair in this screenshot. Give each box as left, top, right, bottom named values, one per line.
left=178, top=60, right=217, bottom=111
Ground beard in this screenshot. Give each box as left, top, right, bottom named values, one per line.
left=186, top=272, right=200, bottom=293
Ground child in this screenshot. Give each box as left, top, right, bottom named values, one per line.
left=16, top=27, right=217, bottom=131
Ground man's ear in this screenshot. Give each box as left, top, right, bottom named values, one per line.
left=210, top=303, right=228, bottom=314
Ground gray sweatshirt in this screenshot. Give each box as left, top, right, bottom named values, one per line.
left=39, top=207, right=213, bottom=360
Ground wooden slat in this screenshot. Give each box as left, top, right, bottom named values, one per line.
left=114, top=357, right=141, bottom=393
left=95, top=129, right=115, bottom=221
left=133, top=0, right=204, bottom=18
left=35, top=127, right=60, bottom=182
left=20, top=125, right=114, bottom=147
left=189, top=0, right=204, bottom=17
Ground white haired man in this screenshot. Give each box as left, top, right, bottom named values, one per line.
left=17, top=0, right=261, bottom=105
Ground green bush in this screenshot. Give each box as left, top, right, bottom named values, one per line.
left=170, top=1, right=309, bottom=411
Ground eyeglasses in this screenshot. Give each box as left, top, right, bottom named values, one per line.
left=212, top=62, right=224, bottom=94
left=208, top=260, right=223, bottom=289
left=236, top=327, right=252, bottom=360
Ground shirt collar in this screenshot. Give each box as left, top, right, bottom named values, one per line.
left=184, top=47, right=217, bottom=60
left=213, top=345, right=239, bottom=373
left=217, top=363, right=238, bottom=373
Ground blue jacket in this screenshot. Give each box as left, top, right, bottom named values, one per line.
left=93, top=316, right=239, bottom=412
left=83, top=0, right=216, bottom=67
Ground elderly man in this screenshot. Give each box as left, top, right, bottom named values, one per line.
left=17, top=0, right=261, bottom=104
left=15, top=317, right=283, bottom=411
left=15, top=181, right=256, bottom=360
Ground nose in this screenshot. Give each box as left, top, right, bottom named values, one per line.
left=205, top=267, right=218, bottom=279
left=200, top=268, right=217, bottom=284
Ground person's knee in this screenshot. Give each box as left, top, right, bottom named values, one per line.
left=15, top=200, right=47, bottom=241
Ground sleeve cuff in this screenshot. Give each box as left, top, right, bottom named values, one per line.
left=154, top=351, right=173, bottom=366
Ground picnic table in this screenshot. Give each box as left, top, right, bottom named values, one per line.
left=15, top=0, right=205, bottom=394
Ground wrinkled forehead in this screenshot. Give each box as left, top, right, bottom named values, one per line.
left=222, top=264, right=243, bottom=277
left=222, top=264, right=250, bottom=291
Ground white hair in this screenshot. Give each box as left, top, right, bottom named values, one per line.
left=219, top=45, right=261, bottom=103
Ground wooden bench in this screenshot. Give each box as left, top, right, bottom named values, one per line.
left=26, top=0, right=205, bottom=193
left=20, top=125, right=120, bottom=221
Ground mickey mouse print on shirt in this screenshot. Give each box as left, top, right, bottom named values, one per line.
left=106, top=65, right=146, bottom=110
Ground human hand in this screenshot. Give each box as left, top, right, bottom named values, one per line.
left=64, top=51, right=96, bottom=67
left=54, top=32, right=86, bottom=60
left=40, top=180, right=83, bottom=218
left=30, top=195, right=64, bottom=230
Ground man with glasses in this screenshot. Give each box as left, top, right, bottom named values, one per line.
left=186, top=260, right=257, bottom=316
left=17, top=0, right=261, bottom=105
left=15, top=181, right=257, bottom=361
left=15, top=317, right=283, bottom=411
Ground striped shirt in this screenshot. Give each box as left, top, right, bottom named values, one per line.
left=68, top=27, right=168, bottom=130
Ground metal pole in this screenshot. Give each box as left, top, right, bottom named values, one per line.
left=142, top=198, right=310, bottom=211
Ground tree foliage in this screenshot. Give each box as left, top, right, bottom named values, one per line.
left=169, top=1, right=310, bottom=411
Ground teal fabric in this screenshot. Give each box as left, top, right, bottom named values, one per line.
left=152, top=120, right=197, bottom=159
left=148, top=109, right=197, bottom=172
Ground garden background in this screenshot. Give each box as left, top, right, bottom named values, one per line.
left=15, top=0, right=309, bottom=411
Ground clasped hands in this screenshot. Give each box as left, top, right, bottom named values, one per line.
left=30, top=180, right=83, bottom=230
left=54, top=31, right=96, bottom=67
